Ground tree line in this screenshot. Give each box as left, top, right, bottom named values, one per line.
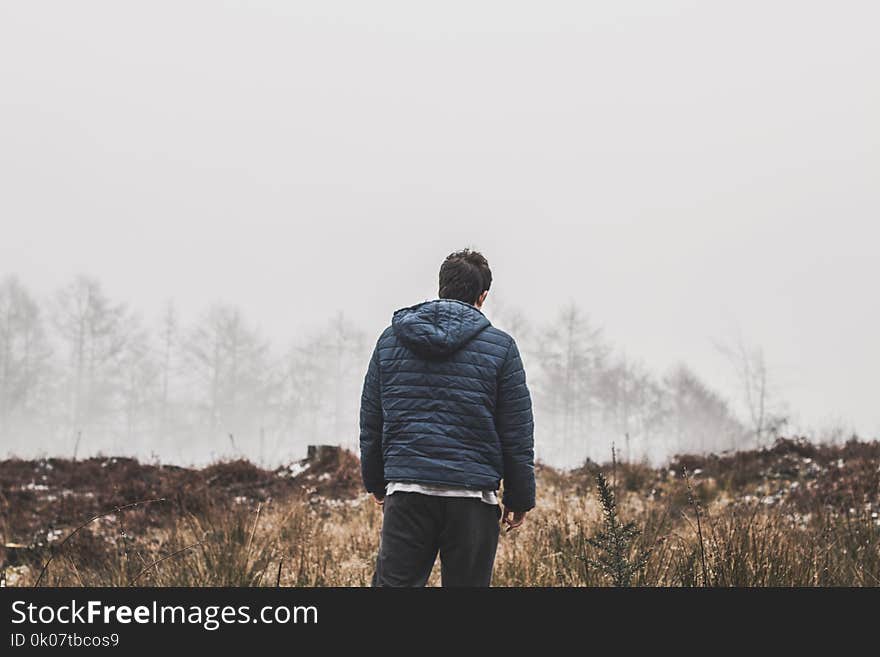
left=491, top=303, right=753, bottom=465
left=0, top=275, right=770, bottom=466
left=0, top=275, right=365, bottom=464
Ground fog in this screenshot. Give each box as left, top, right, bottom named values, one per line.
left=1, top=2, right=878, bottom=467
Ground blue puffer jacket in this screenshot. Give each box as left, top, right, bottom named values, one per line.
left=359, top=299, right=535, bottom=512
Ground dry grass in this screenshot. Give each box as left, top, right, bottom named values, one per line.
left=2, top=438, right=878, bottom=587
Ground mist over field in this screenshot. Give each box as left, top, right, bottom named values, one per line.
left=0, top=272, right=864, bottom=468
left=2, top=2, right=879, bottom=468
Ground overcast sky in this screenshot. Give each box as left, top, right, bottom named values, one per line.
left=1, top=1, right=878, bottom=438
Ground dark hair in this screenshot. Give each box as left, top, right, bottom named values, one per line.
left=438, top=249, right=492, bottom=304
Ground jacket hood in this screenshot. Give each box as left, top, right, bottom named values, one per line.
left=392, top=299, right=491, bottom=359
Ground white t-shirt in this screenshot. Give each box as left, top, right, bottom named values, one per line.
left=386, top=481, right=499, bottom=506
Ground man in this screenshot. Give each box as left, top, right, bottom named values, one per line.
left=359, top=248, right=535, bottom=587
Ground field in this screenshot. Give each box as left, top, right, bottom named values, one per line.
left=2, top=439, right=878, bottom=587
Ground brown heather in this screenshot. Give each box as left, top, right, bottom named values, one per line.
left=1, top=438, right=878, bottom=587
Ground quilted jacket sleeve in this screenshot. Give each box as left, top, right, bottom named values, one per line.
left=496, top=338, right=535, bottom=512
left=359, top=341, right=385, bottom=495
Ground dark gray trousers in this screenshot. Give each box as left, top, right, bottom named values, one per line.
left=372, top=492, right=501, bottom=587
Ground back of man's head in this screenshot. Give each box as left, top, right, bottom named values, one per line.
left=438, top=249, right=492, bottom=305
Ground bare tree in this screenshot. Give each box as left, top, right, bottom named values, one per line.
left=118, top=314, right=159, bottom=444
left=0, top=276, right=53, bottom=440
left=599, top=354, right=658, bottom=461
left=534, top=304, right=608, bottom=463
left=281, top=312, right=366, bottom=450
left=183, top=304, right=273, bottom=454
left=327, top=312, right=366, bottom=441
left=52, top=276, right=128, bottom=440
left=283, top=334, right=330, bottom=444
left=157, top=301, right=178, bottom=439
left=715, top=334, right=785, bottom=448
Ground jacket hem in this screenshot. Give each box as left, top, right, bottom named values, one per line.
left=383, top=476, right=500, bottom=491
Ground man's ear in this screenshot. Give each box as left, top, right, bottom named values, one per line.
left=476, top=291, right=488, bottom=308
